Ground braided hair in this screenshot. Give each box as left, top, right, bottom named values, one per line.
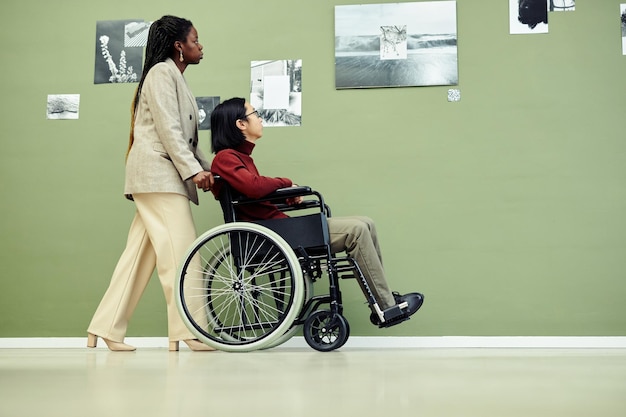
left=127, top=15, right=193, bottom=158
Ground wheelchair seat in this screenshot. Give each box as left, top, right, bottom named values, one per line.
left=217, top=178, right=332, bottom=254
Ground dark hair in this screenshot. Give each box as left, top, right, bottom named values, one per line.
left=127, top=15, right=193, bottom=157
left=210, top=97, right=248, bottom=154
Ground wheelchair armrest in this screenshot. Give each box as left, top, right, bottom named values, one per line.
left=274, top=200, right=322, bottom=212
left=268, top=186, right=314, bottom=200
left=232, top=186, right=313, bottom=205
left=233, top=186, right=331, bottom=216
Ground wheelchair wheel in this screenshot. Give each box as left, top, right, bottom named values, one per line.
left=303, top=310, right=349, bottom=352
left=176, top=222, right=305, bottom=352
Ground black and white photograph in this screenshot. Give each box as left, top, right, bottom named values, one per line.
left=196, top=96, right=220, bottom=130
left=124, top=21, right=151, bottom=47
left=511, top=0, right=549, bottom=34
left=381, top=25, right=408, bottom=60
left=250, top=60, right=302, bottom=127
left=94, top=20, right=144, bottom=84
left=448, top=88, right=461, bottom=102
left=47, top=94, right=80, bottom=120
left=334, top=1, right=458, bottom=89
left=550, top=0, right=575, bottom=12
left=620, top=4, right=626, bottom=56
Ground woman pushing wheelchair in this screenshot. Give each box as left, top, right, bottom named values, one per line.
left=209, top=97, right=424, bottom=328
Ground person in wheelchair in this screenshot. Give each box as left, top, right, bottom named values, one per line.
left=208, top=97, right=424, bottom=327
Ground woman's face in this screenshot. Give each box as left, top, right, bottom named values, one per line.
left=179, top=26, right=203, bottom=64
left=241, top=102, right=264, bottom=141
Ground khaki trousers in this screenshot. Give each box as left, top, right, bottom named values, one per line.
left=327, top=216, right=396, bottom=309
left=87, top=193, right=197, bottom=342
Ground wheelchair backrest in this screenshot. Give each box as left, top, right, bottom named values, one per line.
left=216, top=178, right=238, bottom=223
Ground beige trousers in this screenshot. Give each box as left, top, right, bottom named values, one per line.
left=327, top=216, right=396, bottom=309
left=87, top=193, right=197, bottom=342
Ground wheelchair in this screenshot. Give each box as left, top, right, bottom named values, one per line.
left=175, top=182, right=413, bottom=352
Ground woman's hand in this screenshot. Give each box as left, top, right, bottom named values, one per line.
left=286, top=185, right=303, bottom=205
left=193, top=171, right=214, bottom=191
left=286, top=196, right=303, bottom=205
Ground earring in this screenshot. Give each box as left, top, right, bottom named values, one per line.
left=179, top=50, right=184, bottom=62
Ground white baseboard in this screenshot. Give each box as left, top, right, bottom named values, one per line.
left=1, top=336, right=626, bottom=349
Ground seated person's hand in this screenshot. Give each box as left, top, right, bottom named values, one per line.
left=285, top=185, right=303, bottom=205
left=286, top=196, right=303, bottom=205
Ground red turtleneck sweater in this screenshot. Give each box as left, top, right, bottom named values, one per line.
left=210, top=140, right=293, bottom=220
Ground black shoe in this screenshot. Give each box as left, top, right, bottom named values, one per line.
left=369, top=292, right=424, bottom=327
left=392, top=291, right=424, bottom=317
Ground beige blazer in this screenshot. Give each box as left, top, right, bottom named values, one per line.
left=124, top=58, right=210, bottom=205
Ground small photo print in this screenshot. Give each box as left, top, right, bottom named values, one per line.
left=250, top=60, right=302, bottom=127
left=550, top=0, right=575, bottom=12
left=380, top=25, right=408, bottom=60
left=47, top=94, right=80, bottom=120
left=511, top=0, right=549, bottom=34
left=196, top=96, right=220, bottom=130
left=447, top=88, right=461, bottom=102
left=621, top=4, right=626, bottom=55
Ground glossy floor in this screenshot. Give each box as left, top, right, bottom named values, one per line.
left=1, top=347, right=625, bottom=417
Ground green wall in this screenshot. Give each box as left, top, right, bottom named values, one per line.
left=1, top=0, right=625, bottom=338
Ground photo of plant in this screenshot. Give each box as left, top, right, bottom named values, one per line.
left=380, top=25, right=408, bottom=60
left=334, top=1, right=458, bottom=89
left=94, top=20, right=144, bottom=84
left=250, top=60, right=302, bottom=127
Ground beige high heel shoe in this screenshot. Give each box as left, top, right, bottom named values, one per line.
left=87, top=333, right=136, bottom=352
left=169, top=339, right=216, bottom=352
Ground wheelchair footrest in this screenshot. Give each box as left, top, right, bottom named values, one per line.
left=371, top=304, right=410, bottom=328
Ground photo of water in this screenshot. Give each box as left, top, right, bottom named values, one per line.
left=334, top=1, right=458, bottom=89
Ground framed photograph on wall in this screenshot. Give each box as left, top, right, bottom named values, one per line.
left=334, top=1, right=458, bottom=89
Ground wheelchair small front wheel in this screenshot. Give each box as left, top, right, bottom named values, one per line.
left=303, top=310, right=349, bottom=352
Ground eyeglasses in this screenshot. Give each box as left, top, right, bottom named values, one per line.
left=244, top=110, right=262, bottom=119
